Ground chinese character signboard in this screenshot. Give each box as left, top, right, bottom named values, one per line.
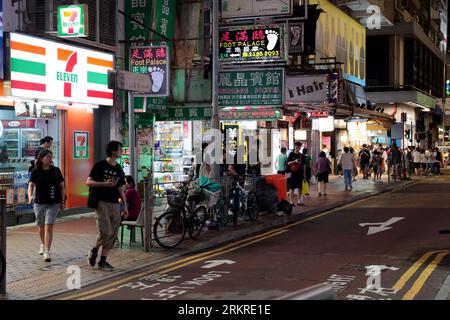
left=10, top=33, right=113, bottom=106
left=156, top=106, right=212, bottom=121
left=219, top=26, right=284, bottom=63
left=221, top=0, right=292, bottom=19
left=74, top=131, right=89, bottom=159
left=220, top=107, right=282, bottom=121
left=130, top=46, right=169, bottom=97
left=218, top=69, right=284, bottom=107
left=57, top=5, right=89, bottom=38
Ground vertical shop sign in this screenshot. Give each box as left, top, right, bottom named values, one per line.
left=74, top=131, right=89, bottom=159
left=288, top=22, right=304, bottom=54
left=130, top=46, right=169, bottom=97
left=223, top=124, right=239, bottom=157
left=125, top=0, right=153, bottom=112
left=146, top=0, right=175, bottom=110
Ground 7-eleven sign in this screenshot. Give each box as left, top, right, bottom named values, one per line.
left=58, top=5, right=89, bottom=38
left=74, top=132, right=89, bottom=159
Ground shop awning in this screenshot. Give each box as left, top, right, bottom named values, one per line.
left=352, top=107, right=395, bottom=124
left=219, top=106, right=282, bottom=121
left=283, top=103, right=353, bottom=118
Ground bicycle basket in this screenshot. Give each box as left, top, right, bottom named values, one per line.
left=203, top=189, right=221, bottom=208
left=166, top=190, right=185, bottom=208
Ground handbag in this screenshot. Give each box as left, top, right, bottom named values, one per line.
left=289, top=161, right=300, bottom=172
left=87, top=187, right=99, bottom=209
left=302, top=179, right=310, bottom=196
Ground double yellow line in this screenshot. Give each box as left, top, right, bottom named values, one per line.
left=393, top=250, right=450, bottom=300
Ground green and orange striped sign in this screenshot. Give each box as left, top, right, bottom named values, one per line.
left=10, top=33, right=113, bottom=106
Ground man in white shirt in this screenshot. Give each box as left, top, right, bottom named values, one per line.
left=338, top=147, right=356, bottom=191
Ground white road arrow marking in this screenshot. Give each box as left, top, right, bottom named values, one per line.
left=201, top=260, right=236, bottom=269
left=359, top=217, right=405, bottom=235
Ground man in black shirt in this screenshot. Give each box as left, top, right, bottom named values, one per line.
left=87, top=141, right=128, bottom=271
left=359, top=144, right=371, bottom=179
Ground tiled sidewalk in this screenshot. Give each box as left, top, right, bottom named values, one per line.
left=1, top=174, right=418, bottom=300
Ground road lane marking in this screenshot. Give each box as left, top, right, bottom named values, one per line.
left=434, top=273, right=450, bottom=300
left=77, top=230, right=289, bottom=300
left=62, top=181, right=421, bottom=300
left=393, top=250, right=449, bottom=290
left=402, top=252, right=449, bottom=300
left=59, top=227, right=289, bottom=300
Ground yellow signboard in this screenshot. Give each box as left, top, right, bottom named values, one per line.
left=313, top=0, right=366, bottom=86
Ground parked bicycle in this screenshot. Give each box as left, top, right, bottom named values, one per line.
left=230, top=175, right=258, bottom=226
left=153, top=182, right=208, bottom=249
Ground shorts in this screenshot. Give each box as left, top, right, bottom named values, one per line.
left=95, top=200, right=121, bottom=250
left=414, top=163, right=421, bottom=169
left=288, top=173, right=302, bottom=191
left=317, top=172, right=329, bottom=183
left=34, top=203, right=59, bottom=226
left=360, top=162, right=370, bottom=171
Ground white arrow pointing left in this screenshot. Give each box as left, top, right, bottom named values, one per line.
left=202, top=260, right=236, bottom=269
left=359, top=217, right=405, bottom=235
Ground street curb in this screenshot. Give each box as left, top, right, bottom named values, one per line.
left=26, top=180, right=417, bottom=300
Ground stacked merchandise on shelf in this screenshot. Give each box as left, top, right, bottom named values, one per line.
left=153, top=122, right=187, bottom=196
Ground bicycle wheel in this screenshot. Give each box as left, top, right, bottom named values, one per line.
left=246, top=191, right=259, bottom=221
left=153, top=211, right=186, bottom=249
left=0, top=251, right=5, bottom=284
left=188, top=205, right=208, bottom=240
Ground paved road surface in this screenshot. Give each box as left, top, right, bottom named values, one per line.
left=54, top=174, right=450, bottom=300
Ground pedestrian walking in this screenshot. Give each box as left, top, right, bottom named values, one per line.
left=275, top=147, right=288, bottom=175
left=350, top=147, right=357, bottom=181
left=339, top=147, right=356, bottom=191
left=87, top=141, right=128, bottom=271
left=371, top=151, right=382, bottom=181
left=425, top=148, right=434, bottom=176
left=27, top=149, right=65, bottom=262
left=433, top=148, right=442, bottom=175
left=389, top=143, right=401, bottom=181
left=359, top=144, right=371, bottom=179
left=287, top=142, right=306, bottom=206
left=413, top=147, right=421, bottom=176
left=315, top=151, right=332, bottom=197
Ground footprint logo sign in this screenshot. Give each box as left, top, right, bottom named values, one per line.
left=148, top=67, right=165, bottom=93
left=265, top=30, right=279, bottom=51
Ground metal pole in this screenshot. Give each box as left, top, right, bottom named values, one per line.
left=1, top=197, right=6, bottom=294
left=210, top=0, right=220, bottom=178
left=128, top=92, right=137, bottom=180
left=143, top=178, right=153, bottom=251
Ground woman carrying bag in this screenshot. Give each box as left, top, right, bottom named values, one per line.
left=28, top=149, right=65, bottom=262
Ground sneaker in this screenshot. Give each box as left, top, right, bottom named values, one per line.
left=38, top=244, right=45, bottom=255
left=98, top=261, right=114, bottom=271
left=43, top=252, right=51, bottom=262
left=298, top=202, right=306, bottom=207
left=87, top=249, right=98, bottom=267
